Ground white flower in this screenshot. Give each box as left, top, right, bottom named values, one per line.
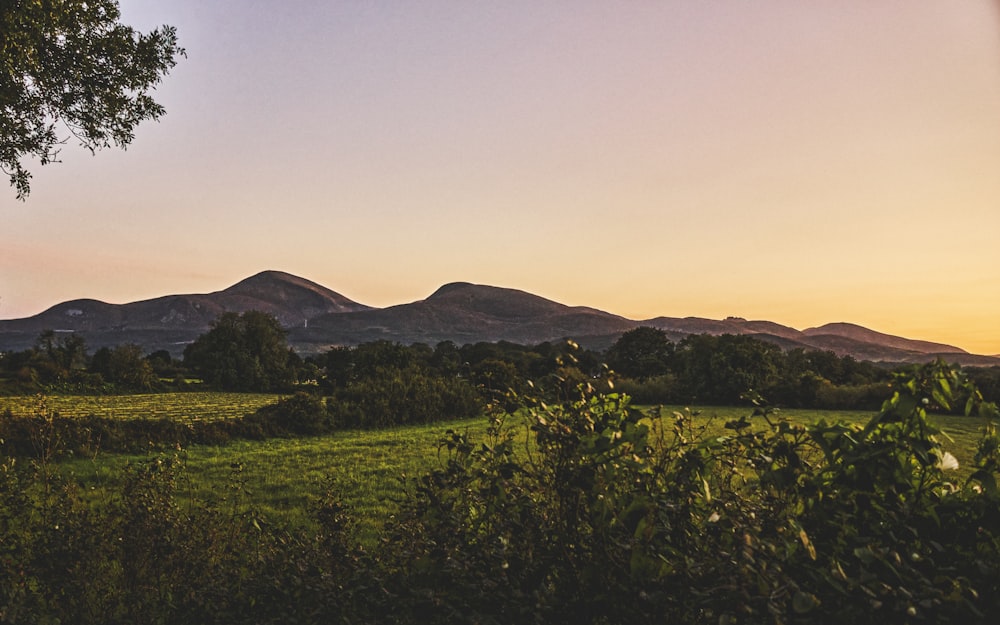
left=937, top=451, right=960, bottom=471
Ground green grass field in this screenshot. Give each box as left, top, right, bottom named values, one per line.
left=59, top=415, right=486, bottom=544
left=42, top=397, right=993, bottom=545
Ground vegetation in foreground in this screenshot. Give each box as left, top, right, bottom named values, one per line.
left=47, top=405, right=984, bottom=543
left=2, top=361, right=1000, bottom=624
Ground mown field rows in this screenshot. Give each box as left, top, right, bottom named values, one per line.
left=0, top=392, right=283, bottom=422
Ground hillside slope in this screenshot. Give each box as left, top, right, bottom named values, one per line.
left=803, top=322, right=966, bottom=355
left=294, top=282, right=636, bottom=350
left=0, top=271, right=369, bottom=354
left=0, top=272, right=994, bottom=365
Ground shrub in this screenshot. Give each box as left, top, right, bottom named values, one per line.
left=4, top=361, right=1000, bottom=623
left=814, top=379, right=889, bottom=410
left=246, top=391, right=330, bottom=436
left=328, top=365, right=482, bottom=429
left=612, top=373, right=681, bottom=404
left=383, top=361, right=1000, bottom=623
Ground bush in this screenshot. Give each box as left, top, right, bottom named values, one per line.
left=382, top=361, right=1000, bottom=623
left=245, top=391, right=330, bottom=436
left=814, top=380, right=890, bottom=410
left=0, top=451, right=377, bottom=624
left=612, top=373, right=681, bottom=404
left=328, top=365, right=482, bottom=429
left=5, top=361, right=1000, bottom=623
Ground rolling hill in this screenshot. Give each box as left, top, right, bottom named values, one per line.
left=0, top=271, right=995, bottom=365
left=0, top=271, right=370, bottom=354
left=291, top=282, right=636, bottom=350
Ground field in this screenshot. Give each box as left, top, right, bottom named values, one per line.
left=0, top=392, right=282, bottom=422
left=60, top=416, right=484, bottom=543
left=7, top=390, right=1000, bottom=620
left=36, top=395, right=992, bottom=545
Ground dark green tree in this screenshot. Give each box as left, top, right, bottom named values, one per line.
left=605, top=326, right=674, bottom=381
left=183, top=311, right=292, bottom=391
left=35, top=329, right=87, bottom=370
left=2, top=0, right=184, bottom=199
left=319, top=340, right=416, bottom=390
left=351, top=340, right=415, bottom=378
left=89, top=343, right=155, bottom=389
left=144, top=349, right=182, bottom=378
left=470, top=358, right=522, bottom=397
left=429, top=340, right=462, bottom=376
left=675, top=333, right=780, bottom=404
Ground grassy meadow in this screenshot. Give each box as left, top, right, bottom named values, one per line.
left=59, top=415, right=488, bottom=544
left=26, top=393, right=990, bottom=545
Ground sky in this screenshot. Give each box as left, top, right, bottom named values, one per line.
left=3, top=1, right=1000, bottom=355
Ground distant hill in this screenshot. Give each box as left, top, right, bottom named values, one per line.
left=640, top=316, right=986, bottom=365
left=802, top=322, right=965, bottom=355
left=291, top=282, right=636, bottom=350
left=0, top=271, right=370, bottom=354
left=1, top=271, right=996, bottom=365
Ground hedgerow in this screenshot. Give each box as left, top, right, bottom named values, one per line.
left=1, top=361, right=999, bottom=623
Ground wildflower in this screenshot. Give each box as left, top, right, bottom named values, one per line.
left=936, top=451, right=959, bottom=471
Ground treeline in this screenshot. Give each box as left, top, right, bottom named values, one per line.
left=3, top=314, right=999, bottom=417
left=0, top=330, right=185, bottom=393
left=2, top=363, right=1000, bottom=623
left=607, top=327, right=894, bottom=409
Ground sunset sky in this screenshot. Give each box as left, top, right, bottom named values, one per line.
left=3, top=1, right=1000, bottom=354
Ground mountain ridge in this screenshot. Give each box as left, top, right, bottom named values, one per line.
left=0, top=271, right=994, bottom=365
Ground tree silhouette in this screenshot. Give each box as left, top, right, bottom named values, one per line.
left=1, top=1, right=184, bottom=199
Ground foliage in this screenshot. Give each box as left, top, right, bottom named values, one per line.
left=3, top=327, right=924, bottom=411
left=2, top=362, right=1000, bottom=622
left=35, top=330, right=87, bottom=371
left=0, top=332, right=175, bottom=394
left=328, top=363, right=482, bottom=429
left=247, top=391, right=330, bottom=436
left=674, top=333, right=783, bottom=404
left=316, top=340, right=489, bottom=429
left=184, top=311, right=294, bottom=391
left=605, top=326, right=673, bottom=381
left=9, top=330, right=94, bottom=390
left=612, top=373, right=682, bottom=404
left=603, top=328, right=895, bottom=409
left=383, top=360, right=1000, bottom=623
left=1, top=0, right=184, bottom=199
left=89, top=344, right=156, bottom=390
left=0, top=449, right=376, bottom=624
left=0, top=379, right=478, bottom=454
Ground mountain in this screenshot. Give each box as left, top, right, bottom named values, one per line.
left=290, top=282, right=636, bottom=350
left=0, top=271, right=996, bottom=365
left=802, top=323, right=966, bottom=355
left=0, top=271, right=369, bottom=354
left=638, top=316, right=987, bottom=365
